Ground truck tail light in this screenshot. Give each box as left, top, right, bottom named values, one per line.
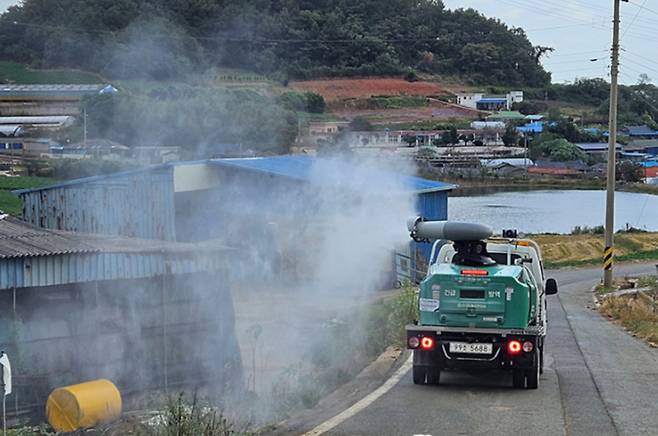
left=420, top=337, right=435, bottom=350
left=461, top=269, right=489, bottom=276
left=408, top=336, right=420, bottom=349
left=507, top=340, right=522, bottom=355
left=523, top=341, right=534, bottom=353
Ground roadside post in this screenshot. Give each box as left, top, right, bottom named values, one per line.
left=0, top=351, right=10, bottom=436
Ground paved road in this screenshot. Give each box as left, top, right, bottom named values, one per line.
left=299, top=263, right=658, bottom=436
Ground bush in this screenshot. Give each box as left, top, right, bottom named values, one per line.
left=404, top=68, right=419, bottom=82
left=277, top=91, right=326, bottom=113
left=349, top=116, right=374, bottom=131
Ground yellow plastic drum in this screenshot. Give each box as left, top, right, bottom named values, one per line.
left=46, top=379, right=122, bottom=432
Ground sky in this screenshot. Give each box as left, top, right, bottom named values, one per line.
left=0, top=1, right=14, bottom=13
left=0, top=0, right=655, bottom=85
left=442, top=0, right=657, bottom=85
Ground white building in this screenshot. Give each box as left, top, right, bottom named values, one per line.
left=457, top=91, right=524, bottom=111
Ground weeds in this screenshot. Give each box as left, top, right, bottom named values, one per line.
left=138, top=394, right=253, bottom=436
left=601, top=295, right=658, bottom=344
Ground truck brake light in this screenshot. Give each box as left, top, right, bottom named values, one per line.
left=461, top=269, right=489, bottom=276
left=507, top=340, right=522, bottom=355
left=420, top=337, right=435, bottom=350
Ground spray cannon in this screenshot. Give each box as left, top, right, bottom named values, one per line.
left=407, top=216, right=494, bottom=243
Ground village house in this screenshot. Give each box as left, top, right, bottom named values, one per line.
left=456, top=91, right=524, bottom=111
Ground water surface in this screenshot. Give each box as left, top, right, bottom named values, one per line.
left=449, top=190, right=658, bottom=234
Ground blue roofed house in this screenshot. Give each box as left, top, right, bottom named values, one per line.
left=623, top=125, right=658, bottom=138
left=456, top=91, right=523, bottom=111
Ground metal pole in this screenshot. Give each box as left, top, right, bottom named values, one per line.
left=604, top=0, right=622, bottom=287
left=524, top=133, right=529, bottom=178
left=83, top=106, right=88, bottom=149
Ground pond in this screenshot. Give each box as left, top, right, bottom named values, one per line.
left=449, top=190, right=658, bottom=234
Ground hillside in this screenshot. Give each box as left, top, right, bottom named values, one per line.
left=0, top=0, right=550, bottom=86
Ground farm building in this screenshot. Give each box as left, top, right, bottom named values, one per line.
left=16, top=155, right=454, bottom=278
left=575, top=142, right=623, bottom=158
left=0, top=216, right=242, bottom=420
left=0, top=84, right=117, bottom=116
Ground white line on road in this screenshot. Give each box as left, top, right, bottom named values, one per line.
left=301, top=353, right=413, bottom=436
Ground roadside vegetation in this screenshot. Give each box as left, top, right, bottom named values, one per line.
left=533, top=230, right=658, bottom=269
left=599, top=276, right=658, bottom=346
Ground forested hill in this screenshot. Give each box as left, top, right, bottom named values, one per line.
left=0, top=0, right=551, bottom=86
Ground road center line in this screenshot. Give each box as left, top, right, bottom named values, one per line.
left=301, top=353, right=413, bottom=436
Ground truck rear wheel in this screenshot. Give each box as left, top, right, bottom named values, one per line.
left=526, top=350, right=540, bottom=389
left=427, top=368, right=441, bottom=385
left=413, top=366, right=427, bottom=385
left=512, top=369, right=525, bottom=389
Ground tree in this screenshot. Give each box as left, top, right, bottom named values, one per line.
left=543, top=139, right=586, bottom=162
left=502, top=125, right=519, bottom=147
left=0, top=0, right=552, bottom=86
left=349, top=116, right=373, bottom=132
left=617, top=161, right=644, bottom=182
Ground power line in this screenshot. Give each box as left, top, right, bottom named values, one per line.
left=621, top=0, right=648, bottom=40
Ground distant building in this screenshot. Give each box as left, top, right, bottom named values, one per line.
left=625, top=139, right=658, bottom=156
left=49, top=139, right=131, bottom=160
left=132, top=146, right=182, bottom=164
left=456, top=91, right=523, bottom=111
left=471, top=121, right=505, bottom=130
left=517, top=121, right=544, bottom=134
left=0, top=84, right=117, bottom=116
left=575, top=142, right=623, bottom=157
left=622, top=125, right=658, bottom=138
left=642, top=160, right=658, bottom=179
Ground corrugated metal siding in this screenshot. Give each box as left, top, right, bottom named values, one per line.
left=0, top=252, right=230, bottom=290
left=413, top=191, right=449, bottom=279
left=20, top=167, right=176, bottom=241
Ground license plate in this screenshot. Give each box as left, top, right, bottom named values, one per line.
left=449, top=342, right=493, bottom=354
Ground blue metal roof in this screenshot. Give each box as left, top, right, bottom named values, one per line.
left=625, top=125, right=658, bottom=136
left=209, top=156, right=455, bottom=193
left=575, top=142, right=623, bottom=151
left=517, top=121, right=544, bottom=134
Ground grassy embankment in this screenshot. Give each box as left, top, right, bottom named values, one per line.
left=0, top=61, right=103, bottom=84
left=432, top=173, right=658, bottom=197
left=598, top=276, right=658, bottom=346
left=0, top=176, right=56, bottom=216
left=535, top=232, right=658, bottom=269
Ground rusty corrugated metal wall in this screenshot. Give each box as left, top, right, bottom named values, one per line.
left=20, top=167, right=176, bottom=241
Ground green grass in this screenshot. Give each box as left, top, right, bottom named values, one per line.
left=368, top=96, right=429, bottom=109
left=0, top=176, right=57, bottom=216
left=0, top=62, right=102, bottom=84
left=545, top=249, right=658, bottom=269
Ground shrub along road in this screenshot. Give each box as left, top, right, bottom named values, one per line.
left=287, top=263, right=658, bottom=436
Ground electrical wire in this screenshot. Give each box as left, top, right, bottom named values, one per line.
left=622, top=0, right=648, bottom=40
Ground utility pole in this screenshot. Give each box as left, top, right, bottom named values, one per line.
left=604, top=0, right=624, bottom=287
left=83, top=106, right=88, bottom=149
